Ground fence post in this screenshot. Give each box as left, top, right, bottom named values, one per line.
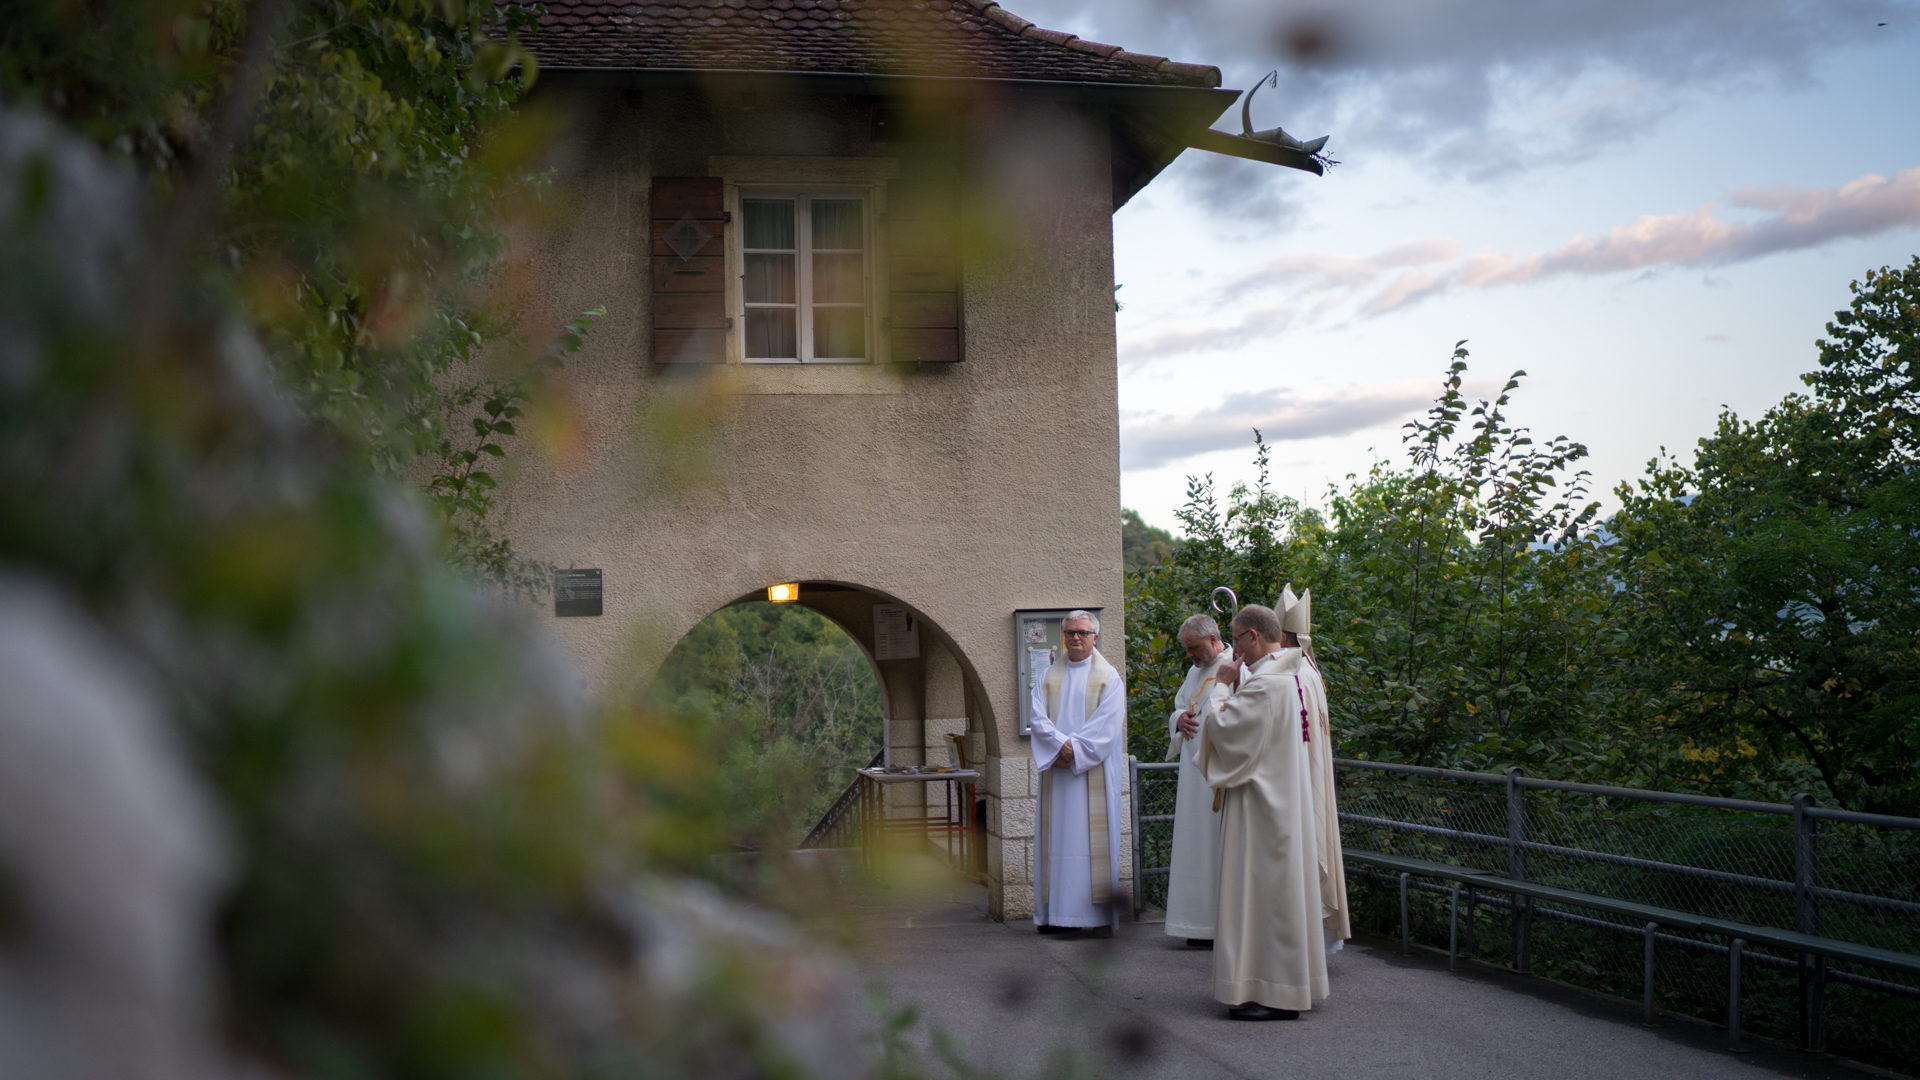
left=1728, top=937, right=1746, bottom=1053
left=1792, top=791, right=1824, bottom=1052
left=1448, top=882, right=1461, bottom=971
left=1507, top=766, right=1531, bottom=973
left=1400, top=872, right=1411, bottom=954
left=1642, top=922, right=1659, bottom=1026
left=1129, top=756, right=1143, bottom=920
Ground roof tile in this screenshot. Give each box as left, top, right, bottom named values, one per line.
left=978, top=3, right=1033, bottom=34
left=507, top=0, right=1220, bottom=88
left=1064, top=38, right=1122, bottom=58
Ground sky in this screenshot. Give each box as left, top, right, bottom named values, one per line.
left=1009, top=0, right=1920, bottom=534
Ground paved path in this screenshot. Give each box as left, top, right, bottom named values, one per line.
left=849, top=881, right=1882, bottom=1080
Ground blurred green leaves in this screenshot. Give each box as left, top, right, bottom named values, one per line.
left=4, top=0, right=575, bottom=595
left=0, top=4, right=913, bottom=1076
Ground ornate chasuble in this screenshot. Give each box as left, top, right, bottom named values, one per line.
left=1040, top=652, right=1116, bottom=905
left=1276, top=649, right=1351, bottom=940
left=1197, top=649, right=1330, bottom=1009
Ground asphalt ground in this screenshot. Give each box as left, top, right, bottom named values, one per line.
left=847, top=871, right=1891, bottom=1080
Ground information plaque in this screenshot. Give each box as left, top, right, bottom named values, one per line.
left=554, top=568, right=603, bottom=617
left=873, top=603, right=921, bottom=660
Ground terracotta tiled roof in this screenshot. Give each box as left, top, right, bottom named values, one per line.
left=512, top=0, right=1220, bottom=88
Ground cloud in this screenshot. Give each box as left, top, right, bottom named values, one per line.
left=1207, top=165, right=1920, bottom=320
left=1007, top=0, right=1908, bottom=179
left=1166, top=153, right=1310, bottom=238
left=1358, top=269, right=1448, bottom=316
left=1121, top=383, right=1443, bottom=471
left=1221, top=237, right=1459, bottom=302
left=1119, top=304, right=1296, bottom=369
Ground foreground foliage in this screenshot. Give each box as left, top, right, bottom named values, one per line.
left=1, top=4, right=938, bottom=1077
left=2, top=101, right=894, bottom=1078
left=3, top=0, right=579, bottom=595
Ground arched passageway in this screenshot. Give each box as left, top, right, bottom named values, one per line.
left=651, top=581, right=998, bottom=905
left=653, top=598, right=888, bottom=848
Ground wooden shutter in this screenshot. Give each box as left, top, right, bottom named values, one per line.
left=650, top=177, right=727, bottom=364
left=886, top=178, right=962, bottom=363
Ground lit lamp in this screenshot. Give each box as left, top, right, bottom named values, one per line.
left=767, top=582, right=800, bottom=603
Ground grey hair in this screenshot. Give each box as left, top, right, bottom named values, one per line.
left=1063, top=609, right=1100, bottom=634
left=1177, top=614, right=1220, bottom=642
left=1229, top=603, right=1283, bottom=644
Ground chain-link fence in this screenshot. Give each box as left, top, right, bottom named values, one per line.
left=1131, top=760, right=1179, bottom=913
left=1129, top=756, right=1920, bottom=1076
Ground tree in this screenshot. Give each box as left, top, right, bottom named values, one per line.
left=1125, top=353, right=1626, bottom=781
left=1611, top=260, right=1920, bottom=814
left=1126, top=281, right=1919, bottom=814
left=1123, top=433, right=1298, bottom=756
left=1307, top=349, right=1614, bottom=773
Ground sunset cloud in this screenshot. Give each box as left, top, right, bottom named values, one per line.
left=1121, top=383, right=1455, bottom=471
left=1206, top=165, right=1920, bottom=324
left=1119, top=305, right=1297, bottom=369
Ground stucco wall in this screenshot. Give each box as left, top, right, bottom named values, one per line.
left=497, top=84, right=1131, bottom=920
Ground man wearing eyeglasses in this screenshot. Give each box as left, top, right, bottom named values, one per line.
left=1199, top=603, right=1329, bottom=1020
left=1028, top=609, right=1126, bottom=935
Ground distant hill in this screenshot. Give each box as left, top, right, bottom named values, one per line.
left=1123, top=509, right=1178, bottom=572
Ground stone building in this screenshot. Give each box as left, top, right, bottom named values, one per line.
left=503, top=0, right=1304, bottom=920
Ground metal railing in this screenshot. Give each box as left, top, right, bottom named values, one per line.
left=799, top=750, right=885, bottom=849
left=1128, top=755, right=1920, bottom=1075
left=1130, top=759, right=1180, bottom=914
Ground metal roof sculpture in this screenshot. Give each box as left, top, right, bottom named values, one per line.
left=1187, top=69, right=1334, bottom=175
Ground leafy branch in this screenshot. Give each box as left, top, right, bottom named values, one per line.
left=427, top=306, right=604, bottom=598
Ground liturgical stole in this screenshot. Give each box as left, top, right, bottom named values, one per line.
left=1040, top=653, right=1115, bottom=905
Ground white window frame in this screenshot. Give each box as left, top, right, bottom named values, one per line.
left=738, top=189, right=870, bottom=364
left=713, top=156, right=899, bottom=366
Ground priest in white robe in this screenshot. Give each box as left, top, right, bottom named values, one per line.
left=1163, top=613, right=1233, bottom=945
left=1199, top=603, right=1328, bottom=1020
left=1028, top=609, right=1126, bottom=932
left=1278, top=584, right=1351, bottom=948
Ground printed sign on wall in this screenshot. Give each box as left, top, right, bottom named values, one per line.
left=873, top=603, right=920, bottom=660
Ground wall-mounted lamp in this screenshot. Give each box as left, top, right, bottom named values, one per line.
left=767, top=583, right=800, bottom=603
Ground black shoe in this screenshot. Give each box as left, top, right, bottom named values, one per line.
left=1186, top=938, right=1214, bottom=949
left=1226, top=1003, right=1300, bottom=1021
left=1036, top=922, right=1068, bottom=934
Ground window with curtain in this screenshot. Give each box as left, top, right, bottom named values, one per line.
left=742, top=194, right=868, bottom=363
